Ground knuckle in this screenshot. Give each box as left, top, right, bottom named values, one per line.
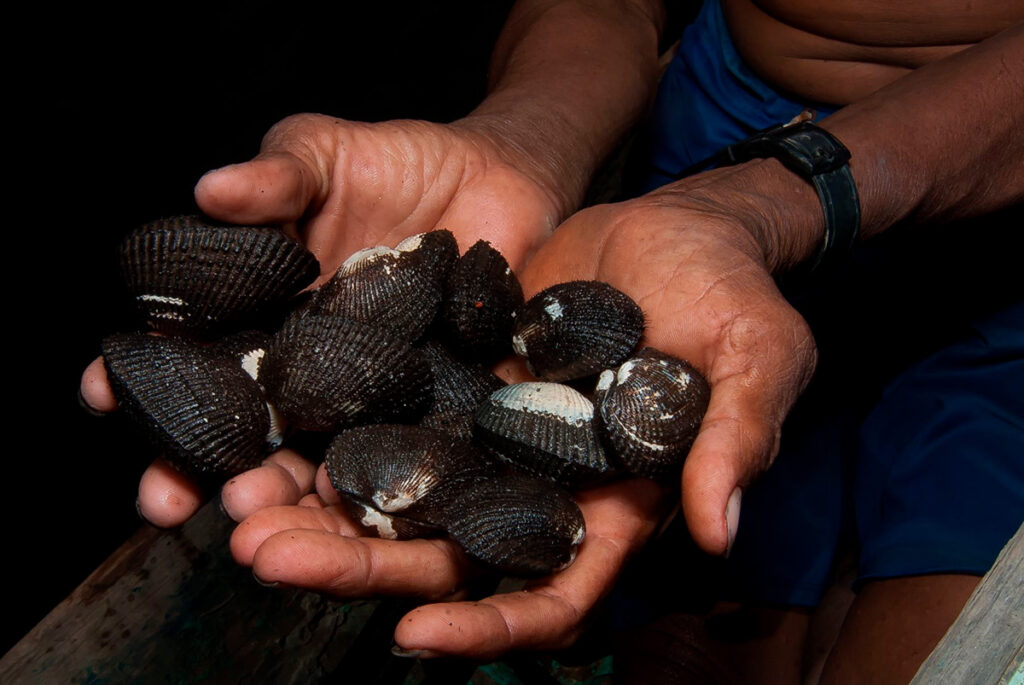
left=261, top=112, right=345, bottom=155
left=267, top=112, right=329, bottom=136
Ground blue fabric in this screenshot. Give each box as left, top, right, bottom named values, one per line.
left=724, top=412, right=851, bottom=606
left=855, top=301, right=1024, bottom=584
left=637, top=0, right=836, bottom=193
left=632, top=0, right=1024, bottom=608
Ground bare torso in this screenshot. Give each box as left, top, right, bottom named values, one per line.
left=722, top=0, right=1023, bottom=104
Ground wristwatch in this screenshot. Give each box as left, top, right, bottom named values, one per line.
left=716, top=121, right=861, bottom=277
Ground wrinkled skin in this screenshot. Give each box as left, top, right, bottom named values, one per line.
left=82, top=113, right=564, bottom=526
left=80, top=113, right=817, bottom=658
left=519, top=187, right=817, bottom=555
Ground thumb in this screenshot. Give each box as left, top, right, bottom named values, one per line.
left=194, top=150, right=323, bottom=226
left=679, top=377, right=779, bottom=556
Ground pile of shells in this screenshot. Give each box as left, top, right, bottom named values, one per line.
left=102, top=214, right=709, bottom=577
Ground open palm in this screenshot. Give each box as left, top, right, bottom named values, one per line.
left=81, top=113, right=565, bottom=526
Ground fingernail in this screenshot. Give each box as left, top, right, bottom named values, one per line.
left=725, top=487, right=742, bottom=558
left=391, top=646, right=443, bottom=659
left=134, top=499, right=166, bottom=529
left=253, top=571, right=280, bottom=588
left=78, top=388, right=106, bottom=417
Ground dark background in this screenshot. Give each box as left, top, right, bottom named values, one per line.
left=11, top=1, right=518, bottom=654
left=14, top=0, right=1021, bottom=661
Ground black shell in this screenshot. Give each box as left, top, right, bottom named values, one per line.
left=261, top=314, right=433, bottom=432
left=473, top=382, right=615, bottom=489
left=300, top=243, right=441, bottom=341
left=208, top=330, right=288, bottom=451
left=119, top=215, right=320, bottom=337
left=438, top=240, right=524, bottom=364
left=512, top=281, right=644, bottom=381
left=418, top=340, right=507, bottom=440
left=102, top=332, right=271, bottom=478
left=444, top=473, right=585, bottom=577
left=395, top=230, right=460, bottom=285
left=210, top=330, right=273, bottom=370
left=339, top=500, right=438, bottom=541
left=325, top=424, right=493, bottom=539
left=597, top=348, right=710, bottom=480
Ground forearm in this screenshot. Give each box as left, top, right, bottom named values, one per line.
left=455, top=0, right=666, bottom=219
left=664, top=23, right=1024, bottom=273
left=832, top=24, right=1024, bottom=239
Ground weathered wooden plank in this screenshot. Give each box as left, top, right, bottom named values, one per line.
left=0, top=500, right=382, bottom=684
left=911, top=521, right=1024, bottom=685
left=0, top=498, right=614, bottom=685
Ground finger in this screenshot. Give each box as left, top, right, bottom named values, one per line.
left=393, top=538, right=614, bottom=659
left=394, top=479, right=665, bottom=660
left=314, top=462, right=343, bottom=505
left=137, top=458, right=205, bottom=527
left=194, top=151, right=323, bottom=227
left=297, top=493, right=326, bottom=508
left=220, top=448, right=318, bottom=522
left=515, top=209, right=608, bottom=299
left=491, top=355, right=532, bottom=384
left=438, top=164, right=559, bottom=271
left=679, top=374, right=779, bottom=556
left=240, top=523, right=471, bottom=601
left=80, top=356, right=116, bottom=413
left=230, top=503, right=365, bottom=565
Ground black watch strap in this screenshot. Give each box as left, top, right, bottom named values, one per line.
left=717, top=121, right=861, bottom=277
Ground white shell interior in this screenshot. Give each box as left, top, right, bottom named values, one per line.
left=339, top=245, right=401, bottom=275
left=240, top=348, right=266, bottom=381
left=358, top=504, right=399, bottom=539
left=395, top=233, right=426, bottom=252
left=491, top=382, right=594, bottom=424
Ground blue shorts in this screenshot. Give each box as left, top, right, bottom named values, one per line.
left=633, top=0, right=836, bottom=194
left=633, top=0, right=1024, bottom=606
left=726, top=303, right=1024, bottom=606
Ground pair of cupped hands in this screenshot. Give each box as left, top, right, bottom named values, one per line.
left=80, top=113, right=815, bottom=661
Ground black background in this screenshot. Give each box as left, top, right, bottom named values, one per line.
left=10, top=1, right=516, bottom=654
left=14, top=0, right=1022, bottom=661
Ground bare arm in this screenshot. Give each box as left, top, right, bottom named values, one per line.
left=515, top=21, right=1023, bottom=555
left=459, top=0, right=667, bottom=220
left=726, top=22, right=1024, bottom=273
left=81, top=9, right=681, bottom=662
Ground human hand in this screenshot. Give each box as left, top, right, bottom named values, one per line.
left=80, top=113, right=567, bottom=527
left=231, top=465, right=669, bottom=660
left=224, top=159, right=819, bottom=661
left=517, top=165, right=819, bottom=555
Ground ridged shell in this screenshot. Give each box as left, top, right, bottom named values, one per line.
left=438, top=240, right=524, bottom=364
left=512, top=281, right=644, bottom=381
left=418, top=341, right=507, bottom=440
left=444, top=473, right=585, bottom=577
left=339, top=500, right=437, bottom=541
left=119, top=215, right=320, bottom=337
left=102, top=332, right=270, bottom=478
left=473, top=382, right=614, bottom=489
left=210, top=330, right=287, bottom=451
left=325, top=425, right=493, bottom=539
left=395, top=230, right=460, bottom=284
left=300, top=243, right=441, bottom=341
left=210, top=330, right=272, bottom=370
left=598, top=348, right=710, bottom=480
left=261, top=314, right=433, bottom=432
